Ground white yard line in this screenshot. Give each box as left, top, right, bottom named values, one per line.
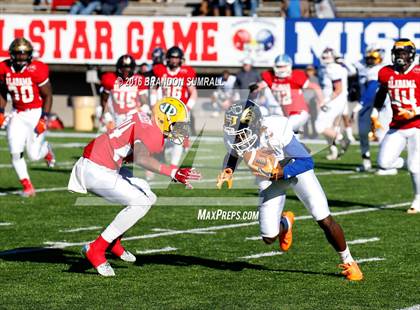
left=399, top=305, right=420, bottom=310
left=0, top=222, right=13, bottom=226
left=348, top=175, right=371, bottom=179
left=43, top=201, right=410, bottom=249
left=0, top=170, right=358, bottom=196
left=59, top=226, right=102, bottom=233
left=245, top=236, right=262, bottom=241
left=347, top=237, right=380, bottom=245
left=135, top=247, right=177, bottom=254
left=0, top=161, right=75, bottom=169
left=356, top=257, right=385, bottom=263
left=239, top=251, right=283, bottom=260
left=151, top=228, right=216, bottom=235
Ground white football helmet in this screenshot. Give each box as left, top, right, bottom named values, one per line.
left=320, top=47, right=338, bottom=65
left=273, top=54, right=293, bottom=78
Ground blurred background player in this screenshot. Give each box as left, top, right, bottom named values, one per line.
left=315, top=47, right=350, bottom=160
left=100, top=54, right=149, bottom=131
left=374, top=38, right=420, bottom=214
left=0, top=38, right=55, bottom=197
left=152, top=46, right=197, bottom=166
left=151, top=47, right=165, bottom=68
left=355, top=45, right=388, bottom=172
left=260, top=54, right=324, bottom=133
left=68, top=97, right=201, bottom=276
left=217, top=91, right=363, bottom=281
left=210, top=69, right=236, bottom=116
left=233, top=58, right=261, bottom=101
left=335, top=55, right=358, bottom=144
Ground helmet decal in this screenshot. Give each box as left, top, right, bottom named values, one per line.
left=159, top=103, right=177, bottom=116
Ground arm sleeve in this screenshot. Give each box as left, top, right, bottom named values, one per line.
left=374, top=83, right=388, bottom=110
left=282, top=136, right=314, bottom=179
left=222, top=151, right=242, bottom=172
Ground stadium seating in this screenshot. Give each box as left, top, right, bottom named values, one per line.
left=334, top=0, right=420, bottom=17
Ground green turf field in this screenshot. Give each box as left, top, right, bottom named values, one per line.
left=0, top=133, right=419, bottom=310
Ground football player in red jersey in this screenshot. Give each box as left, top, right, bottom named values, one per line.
left=68, top=97, right=201, bottom=276
left=260, top=54, right=323, bottom=133
left=0, top=38, right=55, bottom=197
left=373, top=38, right=420, bottom=214
left=100, top=54, right=149, bottom=131
left=152, top=46, right=198, bottom=166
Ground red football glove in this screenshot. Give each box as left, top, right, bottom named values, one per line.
left=173, top=167, right=202, bottom=189
left=0, top=113, right=5, bottom=127
left=35, top=116, right=48, bottom=135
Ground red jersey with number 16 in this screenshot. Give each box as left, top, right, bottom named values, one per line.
left=153, top=64, right=196, bottom=107
left=83, top=112, right=164, bottom=170
left=378, top=64, right=420, bottom=129
left=261, top=69, right=309, bottom=116
left=0, top=60, right=49, bottom=111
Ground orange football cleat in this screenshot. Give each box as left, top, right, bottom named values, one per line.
left=339, top=261, right=364, bottom=281
left=279, top=211, right=295, bottom=252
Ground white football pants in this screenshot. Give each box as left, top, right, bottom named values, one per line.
left=258, top=170, right=330, bottom=238
left=68, top=158, right=156, bottom=242
left=7, top=108, right=49, bottom=161
left=288, top=111, right=309, bottom=133
left=315, top=98, right=347, bottom=134
left=378, top=128, right=420, bottom=174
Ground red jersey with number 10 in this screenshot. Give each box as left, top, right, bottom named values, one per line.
left=0, top=60, right=49, bottom=111
left=83, top=112, right=164, bottom=170
left=378, top=64, right=420, bottom=129
left=261, top=69, right=309, bottom=116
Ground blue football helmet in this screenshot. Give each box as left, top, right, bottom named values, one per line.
left=273, top=54, right=293, bottom=78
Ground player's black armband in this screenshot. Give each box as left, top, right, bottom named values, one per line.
left=0, top=107, right=4, bottom=114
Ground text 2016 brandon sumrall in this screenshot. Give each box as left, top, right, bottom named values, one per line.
left=118, top=76, right=224, bottom=88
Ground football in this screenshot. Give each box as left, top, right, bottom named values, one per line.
left=243, top=148, right=283, bottom=180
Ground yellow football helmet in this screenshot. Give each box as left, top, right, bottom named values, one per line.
left=153, top=97, right=189, bottom=144
left=365, top=48, right=383, bottom=67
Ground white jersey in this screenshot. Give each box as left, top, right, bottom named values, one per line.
left=358, top=63, right=384, bottom=84
left=259, top=116, right=294, bottom=160
left=320, top=63, right=348, bottom=103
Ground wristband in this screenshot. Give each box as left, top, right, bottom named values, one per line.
left=41, top=111, right=50, bottom=118
left=159, top=164, right=177, bottom=177
left=0, top=107, right=4, bottom=114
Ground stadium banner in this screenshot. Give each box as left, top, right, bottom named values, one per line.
left=285, top=18, right=420, bottom=67
left=0, top=15, right=284, bottom=67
